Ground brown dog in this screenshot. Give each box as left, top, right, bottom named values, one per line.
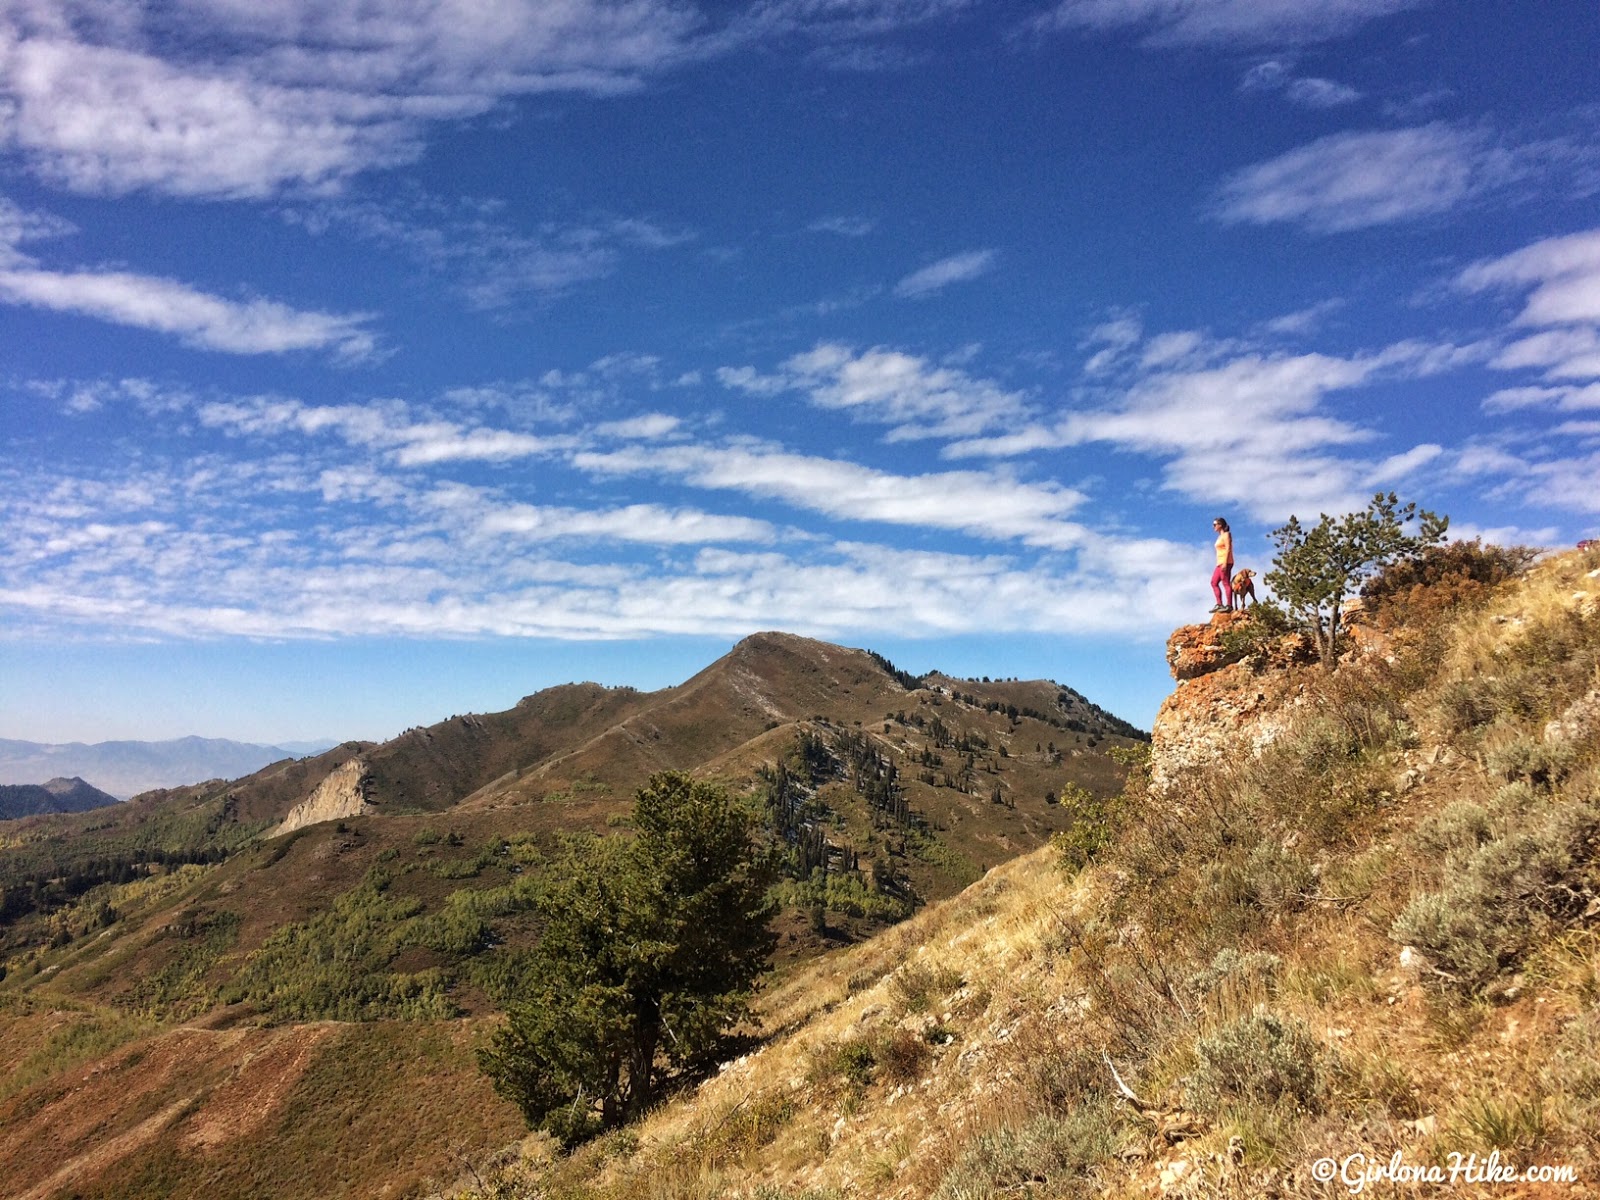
left=1230, top=568, right=1257, bottom=610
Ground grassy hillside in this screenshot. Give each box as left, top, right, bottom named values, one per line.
left=440, top=546, right=1600, bottom=1199
left=0, top=633, right=1145, bottom=1198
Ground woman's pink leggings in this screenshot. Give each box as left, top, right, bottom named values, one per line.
left=1211, top=563, right=1234, bottom=607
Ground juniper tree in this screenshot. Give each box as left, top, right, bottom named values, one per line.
left=1264, top=492, right=1448, bottom=668
left=479, top=771, right=777, bottom=1145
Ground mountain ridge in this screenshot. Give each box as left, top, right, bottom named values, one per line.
left=0, top=777, right=120, bottom=821
left=0, top=629, right=1152, bottom=1198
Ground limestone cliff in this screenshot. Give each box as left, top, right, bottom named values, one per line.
left=273, top=757, right=374, bottom=836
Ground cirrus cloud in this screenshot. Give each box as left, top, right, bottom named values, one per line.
left=1210, top=123, right=1597, bottom=233
left=893, top=248, right=997, bottom=297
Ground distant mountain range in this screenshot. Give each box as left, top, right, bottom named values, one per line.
left=0, top=736, right=337, bottom=800
left=0, top=776, right=121, bottom=820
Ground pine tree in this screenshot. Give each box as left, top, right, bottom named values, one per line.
left=479, top=771, right=777, bottom=1145
left=1265, top=492, right=1448, bottom=668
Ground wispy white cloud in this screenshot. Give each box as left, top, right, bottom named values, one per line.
left=0, top=265, right=380, bottom=358
left=476, top=501, right=776, bottom=546
left=595, top=412, right=683, bottom=439
left=718, top=342, right=1030, bottom=441
left=1241, top=60, right=1362, bottom=108
left=1081, top=311, right=1143, bottom=375
left=420, top=481, right=776, bottom=546
left=21, top=375, right=192, bottom=417
left=1032, top=0, right=1423, bottom=47
left=572, top=440, right=1090, bottom=548
left=893, top=248, right=997, bottom=297
left=1287, top=77, right=1363, bottom=108
left=1261, top=298, right=1344, bottom=336
left=198, top=396, right=572, bottom=463
left=1461, top=227, right=1600, bottom=381
left=291, top=197, right=694, bottom=307
left=0, top=1, right=984, bottom=202
left=1446, top=435, right=1600, bottom=516
left=947, top=335, right=1478, bottom=519
left=0, top=444, right=1198, bottom=645
left=1482, top=384, right=1600, bottom=413
left=0, top=193, right=379, bottom=357
left=808, top=214, right=877, bottom=237
left=1211, top=123, right=1595, bottom=233
left=1459, top=228, right=1600, bottom=327
left=195, top=378, right=1082, bottom=547
left=0, top=533, right=1199, bottom=643
left=0, top=1, right=706, bottom=199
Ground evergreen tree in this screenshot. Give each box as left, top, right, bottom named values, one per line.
left=479, top=771, right=777, bottom=1145
left=1265, top=492, right=1447, bottom=668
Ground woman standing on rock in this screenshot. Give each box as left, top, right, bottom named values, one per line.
left=1210, top=517, right=1234, bottom=613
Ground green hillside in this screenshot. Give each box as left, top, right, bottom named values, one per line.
left=0, top=633, right=1145, bottom=1199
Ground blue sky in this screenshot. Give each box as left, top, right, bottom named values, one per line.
left=3, top=0, right=1598, bottom=745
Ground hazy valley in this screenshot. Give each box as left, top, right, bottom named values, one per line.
left=0, top=737, right=339, bottom=802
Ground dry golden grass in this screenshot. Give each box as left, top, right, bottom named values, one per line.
left=458, top=549, right=1600, bottom=1200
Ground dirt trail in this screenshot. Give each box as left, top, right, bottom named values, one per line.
left=1, top=1022, right=335, bottom=1199
left=15, top=1098, right=194, bottom=1200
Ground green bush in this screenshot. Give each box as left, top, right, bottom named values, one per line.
left=1391, top=798, right=1600, bottom=990
left=1052, top=783, right=1124, bottom=874
left=1413, top=800, right=1493, bottom=859
left=1485, top=735, right=1574, bottom=789
left=1436, top=679, right=1499, bottom=734
left=1202, top=843, right=1314, bottom=914
left=129, top=909, right=241, bottom=1015
left=813, top=1036, right=877, bottom=1087
left=1187, top=1009, right=1328, bottom=1113
left=218, top=870, right=457, bottom=1021
left=1217, top=601, right=1292, bottom=661
left=933, top=1106, right=1113, bottom=1200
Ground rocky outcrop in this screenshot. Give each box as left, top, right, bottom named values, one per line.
left=1545, top=687, right=1600, bottom=748
left=1151, top=612, right=1303, bottom=793
left=1165, top=611, right=1252, bottom=679
left=273, top=758, right=373, bottom=836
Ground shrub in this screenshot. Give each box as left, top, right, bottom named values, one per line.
left=1189, top=949, right=1284, bottom=998
left=814, top=1036, right=877, bottom=1088
left=1412, top=800, right=1493, bottom=859
left=1217, top=601, right=1292, bottom=662
left=1202, top=843, right=1314, bottom=915
left=694, top=1092, right=797, bottom=1166
left=1052, top=783, right=1123, bottom=874
left=1187, top=1009, right=1328, bottom=1113
left=1363, top=539, right=1538, bottom=628
left=1435, top=679, right=1500, bottom=734
left=1390, top=798, right=1600, bottom=990
left=932, top=1107, right=1114, bottom=1200
left=1485, top=735, right=1574, bottom=789
left=889, top=960, right=964, bottom=1015
left=1455, top=1091, right=1549, bottom=1152
left=876, top=1028, right=933, bottom=1084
